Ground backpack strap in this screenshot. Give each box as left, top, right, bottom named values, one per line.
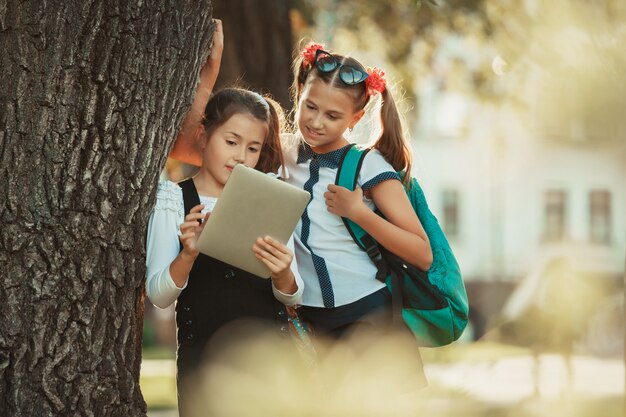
left=335, top=145, right=388, bottom=282
left=178, top=178, right=201, bottom=251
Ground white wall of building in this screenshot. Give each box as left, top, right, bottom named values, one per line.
left=412, top=122, right=625, bottom=282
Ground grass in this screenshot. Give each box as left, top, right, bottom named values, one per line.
left=140, top=374, right=177, bottom=411
left=141, top=346, right=177, bottom=411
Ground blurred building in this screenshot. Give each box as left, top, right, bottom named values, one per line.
left=413, top=111, right=624, bottom=283
left=409, top=7, right=625, bottom=343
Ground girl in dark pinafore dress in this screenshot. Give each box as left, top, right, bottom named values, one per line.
left=145, top=86, right=303, bottom=416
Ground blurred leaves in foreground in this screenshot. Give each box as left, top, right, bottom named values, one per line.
left=172, top=320, right=623, bottom=417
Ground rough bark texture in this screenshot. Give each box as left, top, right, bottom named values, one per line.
left=213, top=0, right=293, bottom=109
left=0, top=1, right=213, bottom=415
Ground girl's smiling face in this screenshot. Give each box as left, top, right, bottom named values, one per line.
left=297, top=77, right=364, bottom=153
left=200, top=112, right=266, bottom=194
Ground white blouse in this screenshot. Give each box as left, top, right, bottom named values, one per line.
left=145, top=180, right=304, bottom=309
left=282, top=138, right=401, bottom=308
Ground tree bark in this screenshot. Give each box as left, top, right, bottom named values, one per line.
left=0, top=1, right=213, bottom=415
left=213, top=0, right=293, bottom=109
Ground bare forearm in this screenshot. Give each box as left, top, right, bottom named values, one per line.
left=352, top=208, right=433, bottom=271
left=170, top=79, right=215, bottom=166
left=170, top=26, right=223, bottom=166
left=178, top=49, right=221, bottom=138
left=178, top=85, right=212, bottom=139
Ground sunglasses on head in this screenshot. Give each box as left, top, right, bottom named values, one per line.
left=315, top=49, right=369, bottom=86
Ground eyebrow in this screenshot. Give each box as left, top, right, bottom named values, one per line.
left=226, top=131, right=242, bottom=140
left=305, top=99, right=344, bottom=117
left=226, top=131, right=263, bottom=146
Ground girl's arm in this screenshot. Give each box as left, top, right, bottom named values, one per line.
left=146, top=184, right=207, bottom=308
left=325, top=180, right=433, bottom=271
left=169, top=19, right=223, bottom=166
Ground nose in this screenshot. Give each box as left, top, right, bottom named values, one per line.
left=311, top=114, right=324, bottom=129
left=233, top=147, right=246, bottom=163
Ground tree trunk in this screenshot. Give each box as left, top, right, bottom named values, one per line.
left=213, top=0, right=293, bottom=109
left=0, top=1, right=213, bottom=415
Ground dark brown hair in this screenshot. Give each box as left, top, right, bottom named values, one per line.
left=202, top=87, right=284, bottom=174
left=290, top=44, right=412, bottom=182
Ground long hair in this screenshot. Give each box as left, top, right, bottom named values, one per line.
left=290, top=43, right=412, bottom=183
left=201, top=87, right=284, bottom=174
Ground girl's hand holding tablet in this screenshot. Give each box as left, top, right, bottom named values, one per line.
left=253, top=236, right=297, bottom=294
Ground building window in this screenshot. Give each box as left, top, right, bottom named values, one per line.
left=544, top=189, right=567, bottom=241
left=442, top=189, right=460, bottom=238
left=589, top=190, right=611, bottom=244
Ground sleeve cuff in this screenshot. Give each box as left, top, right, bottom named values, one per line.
left=147, top=268, right=187, bottom=309
left=166, top=267, right=189, bottom=291
left=361, top=172, right=401, bottom=191
left=272, top=276, right=304, bottom=306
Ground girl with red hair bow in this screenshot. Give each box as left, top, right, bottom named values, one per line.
left=282, top=41, right=432, bottom=345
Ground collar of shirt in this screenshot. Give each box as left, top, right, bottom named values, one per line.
left=296, top=142, right=352, bottom=169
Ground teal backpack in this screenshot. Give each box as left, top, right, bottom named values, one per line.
left=336, top=144, right=469, bottom=347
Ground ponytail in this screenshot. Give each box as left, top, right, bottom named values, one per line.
left=373, top=88, right=413, bottom=186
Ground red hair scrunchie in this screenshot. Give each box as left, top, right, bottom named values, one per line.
left=365, top=67, right=386, bottom=96
left=301, top=41, right=325, bottom=68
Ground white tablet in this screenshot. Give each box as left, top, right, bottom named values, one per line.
left=196, top=164, right=310, bottom=278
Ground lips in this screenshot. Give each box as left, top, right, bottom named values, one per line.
left=306, top=126, right=323, bottom=138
